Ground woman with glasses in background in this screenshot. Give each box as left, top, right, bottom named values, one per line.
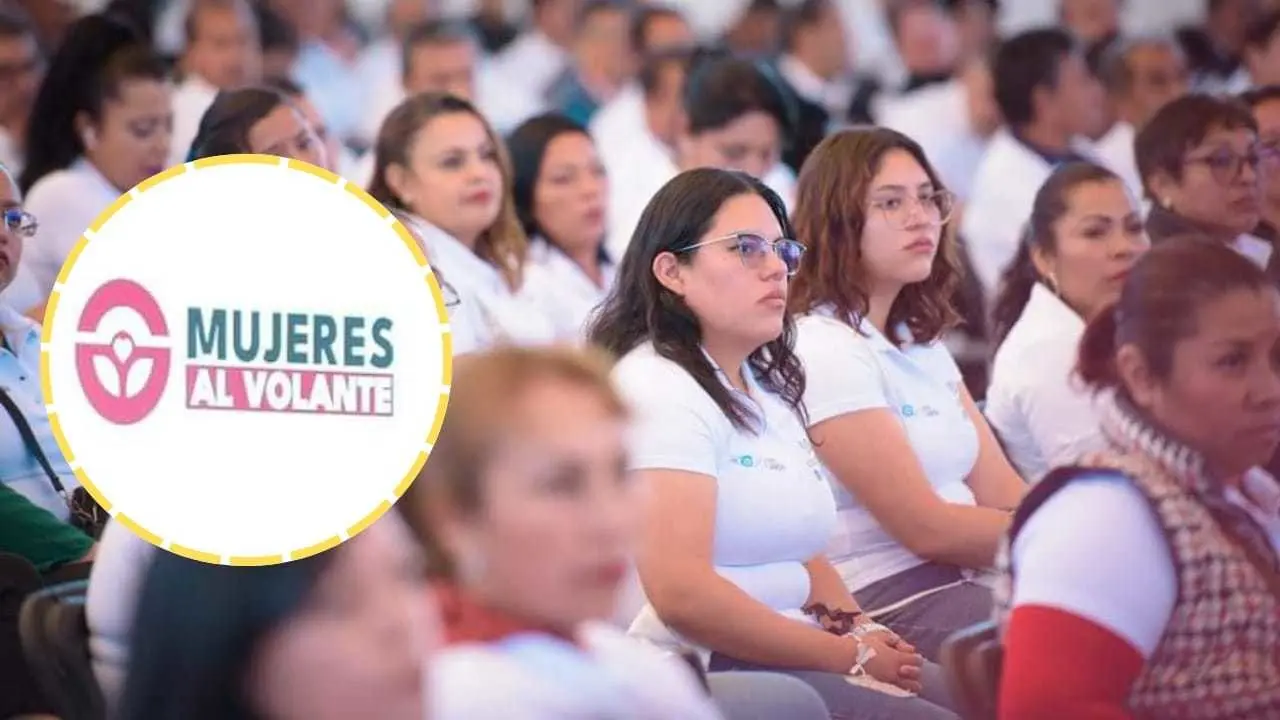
left=788, top=128, right=1026, bottom=661
left=591, top=167, right=957, bottom=718
left=1137, top=94, right=1275, bottom=275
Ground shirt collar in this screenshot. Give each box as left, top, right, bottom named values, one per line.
left=1025, top=282, right=1085, bottom=331
left=777, top=55, right=852, bottom=118
left=405, top=213, right=507, bottom=295
left=0, top=303, right=38, bottom=354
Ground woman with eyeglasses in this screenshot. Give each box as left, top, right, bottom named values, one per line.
left=590, top=167, right=957, bottom=718
left=788, top=128, right=1025, bottom=661
left=986, top=162, right=1150, bottom=483
left=1137, top=94, right=1276, bottom=274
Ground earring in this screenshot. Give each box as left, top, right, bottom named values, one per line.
left=1047, top=271, right=1061, bottom=296
left=1161, top=196, right=1173, bottom=210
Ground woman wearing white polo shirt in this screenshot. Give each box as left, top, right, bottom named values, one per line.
left=590, top=167, right=957, bottom=718
left=368, top=92, right=556, bottom=348
left=986, top=162, right=1149, bottom=483
left=508, top=112, right=615, bottom=342
left=789, top=128, right=1026, bottom=661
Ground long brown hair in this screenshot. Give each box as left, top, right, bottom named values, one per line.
left=368, top=93, right=528, bottom=290
left=787, top=127, right=961, bottom=345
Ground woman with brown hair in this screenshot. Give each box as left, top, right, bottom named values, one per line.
left=399, top=345, right=831, bottom=719
left=789, top=127, right=1025, bottom=660
left=997, top=235, right=1280, bottom=718
left=368, top=92, right=554, bottom=347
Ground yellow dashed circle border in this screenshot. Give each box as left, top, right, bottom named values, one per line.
left=39, top=154, right=453, bottom=566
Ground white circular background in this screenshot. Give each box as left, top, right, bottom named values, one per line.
left=43, top=158, right=450, bottom=563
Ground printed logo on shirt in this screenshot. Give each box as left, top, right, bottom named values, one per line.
left=43, top=155, right=453, bottom=566
left=731, top=454, right=787, bottom=472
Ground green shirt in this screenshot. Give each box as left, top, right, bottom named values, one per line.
left=0, top=482, right=92, bottom=572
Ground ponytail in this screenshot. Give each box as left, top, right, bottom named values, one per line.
left=1076, top=301, right=1121, bottom=391
left=989, top=227, right=1040, bottom=353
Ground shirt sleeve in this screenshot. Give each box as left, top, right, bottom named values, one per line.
left=1019, top=363, right=1106, bottom=471
left=794, top=317, right=890, bottom=426
left=1011, top=474, right=1176, bottom=659
left=614, top=358, right=720, bottom=478
left=0, top=481, right=92, bottom=572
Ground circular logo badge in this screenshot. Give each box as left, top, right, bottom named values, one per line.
left=44, top=155, right=452, bottom=565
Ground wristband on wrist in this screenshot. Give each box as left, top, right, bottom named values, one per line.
left=850, top=621, right=891, bottom=638
left=847, top=638, right=877, bottom=677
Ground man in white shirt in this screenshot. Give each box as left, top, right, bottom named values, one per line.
left=962, top=28, right=1106, bottom=299
left=1240, top=10, right=1280, bottom=91
left=168, top=0, right=262, bottom=167
left=490, top=0, right=577, bottom=101
left=351, top=0, right=439, bottom=149
left=1093, top=35, right=1189, bottom=198
left=774, top=0, right=860, bottom=173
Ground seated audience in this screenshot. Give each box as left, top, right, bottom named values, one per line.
left=591, top=167, right=957, bottom=718
left=1238, top=85, right=1280, bottom=268
left=986, top=162, right=1149, bottom=482
left=368, top=92, right=556, bottom=347
left=115, top=513, right=432, bottom=720
left=1137, top=93, right=1277, bottom=280
left=789, top=128, right=1025, bottom=660
left=508, top=112, right=613, bottom=341
left=0, top=8, right=44, bottom=178
left=401, top=346, right=827, bottom=719
left=167, top=0, right=262, bottom=167
left=18, top=13, right=172, bottom=312
left=606, top=50, right=799, bottom=259
left=963, top=27, right=1105, bottom=300
left=1092, top=35, right=1190, bottom=198
left=0, top=161, right=82, bottom=520
left=545, top=0, right=635, bottom=127
left=998, top=236, right=1280, bottom=718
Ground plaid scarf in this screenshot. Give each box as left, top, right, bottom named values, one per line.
left=996, top=391, right=1280, bottom=719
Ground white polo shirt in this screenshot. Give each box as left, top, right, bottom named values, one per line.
left=613, top=342, right=834, bottom=652
left=794, top=309, right=979, bottom=592
left=521, top=238, right=616, bottom=343
left=403, top=214, right=557, bottom=348
left=23, top=158, right=121, bottom=302
left=986, top=284, right=1105, bottom=483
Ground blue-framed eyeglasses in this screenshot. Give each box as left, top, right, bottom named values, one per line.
left=1, top=208, right=36, bottom=238
left=677, top=233, right=806, bottom=276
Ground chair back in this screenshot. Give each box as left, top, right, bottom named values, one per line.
left=940, top=620, right=1002, bottom=720
left=18, top=579, right=105, bottom=720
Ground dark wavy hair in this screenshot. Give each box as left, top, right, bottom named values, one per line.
left=187, top=86, right=294, bottom=161
left=787, top=127, right=960, bottom=345
left=586, top=168, right=806, bottom=432
left=990, top=161, right=1122, bottom=351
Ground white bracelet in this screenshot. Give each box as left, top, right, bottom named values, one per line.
left=848, top=642, right=877, bottom=677
left=850, top=622, right=891, bottom=638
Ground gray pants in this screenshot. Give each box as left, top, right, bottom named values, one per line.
left=857, top=563, right=994, bottom=662
left=708, top=672, right=830, bottom=720
left=708, top=657, right=959, bottom=720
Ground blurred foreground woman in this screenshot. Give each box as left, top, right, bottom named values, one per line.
left=116, top=514, right=432, bottom=720
left=401, top=345, right=830, bottom=719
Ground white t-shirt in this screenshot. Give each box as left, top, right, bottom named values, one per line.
left=23, top=158, right=121, bottom=300
left=613, top=343, right=835, bottom=652
left=794, top=310, right=979, bottom=592
left=433, top=622, right=723, bottom=720
left=986, top=284, right=1105, bottom=483
left=1010, top=468, right=1280, bottom=658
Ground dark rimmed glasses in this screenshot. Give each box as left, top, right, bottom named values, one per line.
left=1185, top=148, right=1263, bottom=185
left=677, top=233, right=807, bottom=276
